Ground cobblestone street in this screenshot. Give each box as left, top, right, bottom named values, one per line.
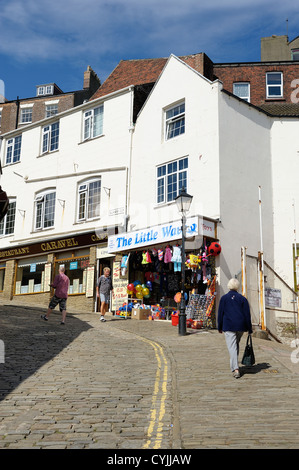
left=1, top=305, right=299, bottom=451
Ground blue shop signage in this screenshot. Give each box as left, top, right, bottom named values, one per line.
left=69, top=261, right=78, bottom=270
left=108, top=217, right=199, bottom=253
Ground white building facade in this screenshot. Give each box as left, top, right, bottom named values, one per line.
left=0, top=86, right=135, bottom=312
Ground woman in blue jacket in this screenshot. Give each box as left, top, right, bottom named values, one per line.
left=218, top=278, right=253, bottom=378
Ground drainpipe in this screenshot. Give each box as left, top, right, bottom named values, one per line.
left=125, top=86, right=135, bottom=232
left=258, top=251, right=266, bottom=330
left=241, top=246, right=247, bottom=298
left=258, top=186, right=266, bottom=330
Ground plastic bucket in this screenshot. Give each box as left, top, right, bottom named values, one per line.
left=171, top=313, right=179, bottom=326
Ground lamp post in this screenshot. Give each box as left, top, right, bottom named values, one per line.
left=175, top=187, right=193, bottom=336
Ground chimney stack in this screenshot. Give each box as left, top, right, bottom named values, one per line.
left=83, top=66, right=101, bottom=94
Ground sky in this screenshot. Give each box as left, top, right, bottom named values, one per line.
left=0, top=0, right=298, bottom=101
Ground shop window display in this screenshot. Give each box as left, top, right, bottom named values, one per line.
left=15, top=259, right=49, bottom=294
left=54, top=257, right=90, bottom=294
left=126, top=240, right=219, bottom=326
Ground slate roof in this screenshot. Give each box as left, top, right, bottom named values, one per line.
left=258, top=103, right=299, bottom=117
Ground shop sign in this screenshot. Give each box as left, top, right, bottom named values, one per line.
left=202, top=220, right=215, bottom=237
left=44, top=263, right=51, bottom=292
left=30, top=263, right=36, bottom=272
left=69, top=261, right=78, bottom=270
left=96, top=246, right=115, bottom=258
left=112, top=261, right=128, bottom=311
left=108, top=217, right=199, bottom=253
left=265, top=288, right=282, bottom=308
left=0, top=231, right=108, bottom=261
left=85, top=266, right=95, bottom=298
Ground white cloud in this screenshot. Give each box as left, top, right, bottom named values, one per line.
left=0, top=0, right=298, bottom=65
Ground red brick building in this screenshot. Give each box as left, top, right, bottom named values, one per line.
left=213, top=61, right=299, bottom=114
left=0, top=66, right=100, bottom=136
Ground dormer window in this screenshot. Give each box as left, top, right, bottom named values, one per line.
left=36, top=85, right=54, bottom=97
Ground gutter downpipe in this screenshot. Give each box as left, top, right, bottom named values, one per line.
left=258, top=186, right=266, bottom=330
left=125, top=86, right=135, bottom=233
left=241, top=246, right=247, bottom=298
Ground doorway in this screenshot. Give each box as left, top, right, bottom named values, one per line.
left=95, top=258, right=113, bottom=312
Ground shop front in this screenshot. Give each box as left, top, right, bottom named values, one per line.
left=0, top=231, right=109, bottom=313
left=108, top=217, right=220, bottom=328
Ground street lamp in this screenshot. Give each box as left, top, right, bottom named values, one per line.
left=175, top=187, right=193, bottom=336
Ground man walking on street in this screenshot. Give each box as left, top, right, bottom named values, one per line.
left=41, top=266, right=70, bottom=325
left=96, top=266, right=113, bottom=322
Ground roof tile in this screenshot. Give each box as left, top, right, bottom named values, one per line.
left=90, top=53, right=209, bottom=100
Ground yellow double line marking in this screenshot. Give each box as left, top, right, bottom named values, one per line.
left=141, top=337, right=168, bottom=449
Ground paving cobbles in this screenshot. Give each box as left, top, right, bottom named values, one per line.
left=1, top=305, right=299, bottom=449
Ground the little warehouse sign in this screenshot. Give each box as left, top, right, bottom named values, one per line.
left=108, top=217, right=199, bottom=253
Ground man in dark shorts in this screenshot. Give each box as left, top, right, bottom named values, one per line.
left=41, top=266, right=70, bottom=325
left=96, top=267, right=113, bottom=322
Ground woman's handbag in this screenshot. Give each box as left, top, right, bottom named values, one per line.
left=241, top=334, right=255, bottom=366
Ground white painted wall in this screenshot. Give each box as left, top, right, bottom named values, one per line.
left=130, top=55, right=221, bottom=232
left=130, top=55, right=275, bottom=297
left=270, top=118, right=299, bottom=286
left=217, top=92, right=273, bottom=294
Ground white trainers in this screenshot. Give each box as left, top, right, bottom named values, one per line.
left=100, top=316, right=106, bottom=322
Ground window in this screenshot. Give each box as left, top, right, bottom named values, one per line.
left=77, top=179, right=101, bottom=221
left=5, top=135, right=22, bottom=164
left=292, top=49, right=299, bottom=61
left=42, top=121, right=59, bottom=153
left=45, top=104, right=58, bottom=118
left=20, top=106, right=33, bottom=124
left=83, top=105, right=104, bottom=140
left=37, top=87, right=45, bottom=96
left=15, top=257, right=48, bottom=294
left=165, top=102, right=185, bottom=140
left=233, top=82, right=250, bottom=102
left=157, top=157, right=188, bottom=204
left=37, top=85, right=54, bottom=96
left=35, top=191, right=56, bottom=230
left=266, top=72, right=283, bottom=98
left=54, top=253, right=90, bottom=295
left=0, top=200, right=16, bottom=235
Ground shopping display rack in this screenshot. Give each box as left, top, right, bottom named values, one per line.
left=186, top=293, right=216, bottom=328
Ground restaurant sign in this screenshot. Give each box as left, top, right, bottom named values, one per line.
left=0, top=231, right=108, bottom=261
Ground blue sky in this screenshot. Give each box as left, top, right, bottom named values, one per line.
left=0, top=0, right=298, bottom=101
